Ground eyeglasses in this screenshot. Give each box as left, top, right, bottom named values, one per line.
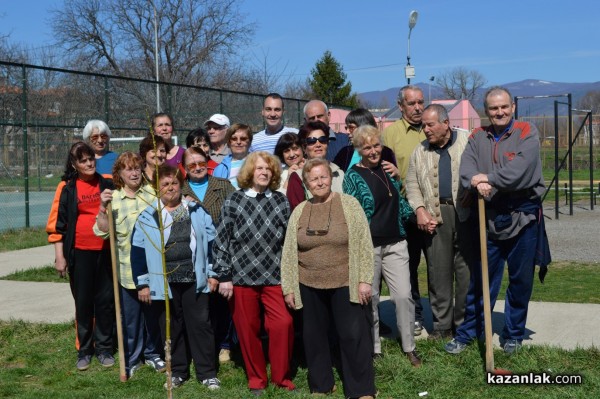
left=305, top=136, right=329, bottom=146
left=345, top=124, right=358, bottom=133
left=90, top=134, right=109, bottom=142
left=306, top=199, right=332, bottom=236
left=229, top=136, right=249, bottom=143
left=186, top=161, right=207, bottom=170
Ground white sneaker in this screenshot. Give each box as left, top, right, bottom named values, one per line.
left=201, top=377, right=221, bottom=390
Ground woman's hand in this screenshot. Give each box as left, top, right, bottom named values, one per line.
left=284, top=293, right=296, bottom=309
left=358, top=282, right=372, bottom=305
left=207, top=278, right=219, bottom=293
left=381, top=160, right=399, bottom=178
left=218, top=281, right=234, bottom=300
left=99, top=189, right=113, bottom=208
left=416, top=207, right=437, bottom=234
left=138, top=287, right=151, bottom=304
left=55, top=255, right=68, bottom=278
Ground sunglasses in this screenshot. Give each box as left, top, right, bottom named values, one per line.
left=305, top=136, right=329, bottom=146
left=186, top=161, right=207, bottom=170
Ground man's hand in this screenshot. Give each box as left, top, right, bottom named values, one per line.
left=416, top=207, right=438, bottom=234
left=470, top=173, right=488, bottom=188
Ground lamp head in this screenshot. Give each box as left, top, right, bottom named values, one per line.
left=408, top=10, right=418, bottom=30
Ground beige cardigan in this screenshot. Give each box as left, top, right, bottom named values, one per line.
left=405, top=130, right=470, bottom=223
left=280, top=193, right=374, bottom=309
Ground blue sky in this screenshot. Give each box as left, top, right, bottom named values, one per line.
left=2, top=0, right=600, bottom=93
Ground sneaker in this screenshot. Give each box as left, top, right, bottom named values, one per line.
left=503, top=339, right=522, bottom=355
left=97, top=353, right=115, bottom=367
left=76, top=355, right=92, bottom=371
left=414, top=321, right=423, bottom=336
left=201, top=377, right=221, bottom=390
left=146, top=357, right=167, bottom=372
left=127, top=362, right=143, bottom=379
left=164, top=376, right=187, bottom=390
left=219, top=348, right=231, bottom=363
left=250, top=388, right=265, bottom=397
left=444, top=338, right=468, bottom=354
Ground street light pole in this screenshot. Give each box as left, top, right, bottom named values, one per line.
left=405, top=10, right=418, bottom=84
left=428, top=76, right=435, bottom=105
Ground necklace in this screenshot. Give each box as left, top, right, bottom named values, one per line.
left=360, top=163, right=392, bottom=197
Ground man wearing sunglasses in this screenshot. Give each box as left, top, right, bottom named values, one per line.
left=382, top=85, right=427, bottom=337
left=249, top=93, right=299, bottom=154
left=303, top=100, right=349, bottom=162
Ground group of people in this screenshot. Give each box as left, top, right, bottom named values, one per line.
left=46, top=86, right=549, bottom=398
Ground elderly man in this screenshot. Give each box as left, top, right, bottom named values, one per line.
left=382, top=85, right=426, bottom=335
left=83, top=119, right=117, bottom=175
left=205, top=114, right=231, bottom=164
left=405, top=104, right=471, bottom=340
left=445, top=86, right=550, bottom=355
left=303, top=100, right=349, bottom=161
left=249, top=93, right=298, bottom=154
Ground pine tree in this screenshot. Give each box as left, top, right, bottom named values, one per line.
left=309, top=51, right=358, bottom=107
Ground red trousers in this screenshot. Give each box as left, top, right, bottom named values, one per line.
left=230, top=285, right=295, bottom=390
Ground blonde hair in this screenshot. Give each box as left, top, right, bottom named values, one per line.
left=351, top=124, right=381, bottom=149
left=237, top=151, right=282, bottom=191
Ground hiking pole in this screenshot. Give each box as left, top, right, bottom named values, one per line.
left=107, top=203, right=127, bottom=382
left=478, top=195, right=511, bottom=376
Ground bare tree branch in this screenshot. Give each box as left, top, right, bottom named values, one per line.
left=437, top=67, right=486, bottom=101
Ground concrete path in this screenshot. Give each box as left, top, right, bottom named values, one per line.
left=1, top=245, right=599, bottom=350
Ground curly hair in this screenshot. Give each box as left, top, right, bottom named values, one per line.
left=236, top=151, right=282, bottom=191
left=112, top=151, right=144, bottom=190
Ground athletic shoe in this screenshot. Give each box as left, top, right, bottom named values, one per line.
left=163, top=376, right=187, bottom=390
left=503, top=339, right=522, bottom=355
left=76, top=355, right=92, bottom=371
left=444, top=338, right=468, bottom=354
left=414, top=321, right=424, bottom=336
left=218, top=348, right=231, bottom=363
left=201, top=377, right=221, bottom=390
left=145, top=357, right=167, bottom=372
left=127, top=362, right=143, bottom=379
left=97, top=353, right=115, bottom=367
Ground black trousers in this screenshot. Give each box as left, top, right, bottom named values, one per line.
left=300, top=284, right=375, bottom=398
left=406, top=222, right=425, bottom=323
left=155, top=283, right=216, bottom=381
left=71, top=248, right=114, bottom=356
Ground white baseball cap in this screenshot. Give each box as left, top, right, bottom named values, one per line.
left=204, top=114, right=230, bottom=127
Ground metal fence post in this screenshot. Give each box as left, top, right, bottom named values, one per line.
left=21, top=64, right=30, bottom=227
left=104, top=76, right=110, bottom=122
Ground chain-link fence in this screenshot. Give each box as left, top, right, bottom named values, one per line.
left=0, top=61, right=309, bottom=230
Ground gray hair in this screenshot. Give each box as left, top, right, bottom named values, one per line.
left=397, top=85, right=423, bottom=103
left=82, top=119, right=111, bottom=141
left=303, top=100, right=329, bottom=116
left=483, top=86, right=513, bottom=109
left=423, top=104, right=449, bottom=123
left=301, top=158, right=332, bottom=185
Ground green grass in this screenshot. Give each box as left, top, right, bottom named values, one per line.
left=380, top=260, right=600, bottom=305
left=0, top=320, right=598, bottom=398
left=0, top=228, right=48, bottom=252
left=1, top=265, right=66, bottom=283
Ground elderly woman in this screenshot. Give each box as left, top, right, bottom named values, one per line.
left=211, top=152, right=295, bottom=396
left=139, top=135, right=169, bottom=186
left=342, top=125, right=421, bottom=367
left=213, top=123, right=253, bottom=189
left=46, top=142, right=115, bottom=371
left=130, top=165, right=220, bottom=390
left=281, top=158, right=376, bottom=399
left=93, top=151, right=163, bottom=378
left=185, top=128, right=218, bottom=175
left=180, top=146, right=236, bottom=363
left=83, top=119, right=117, bottom=175
left=274, top=132, right=305, bottom=194
left=286, top=121, right=344, bottom=210
left=333, top=108, right=397, bottom=173
left=152, top=112, right=185, bottom=168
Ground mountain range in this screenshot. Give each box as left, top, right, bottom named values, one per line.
left=358, top=79, right=600, bottom=116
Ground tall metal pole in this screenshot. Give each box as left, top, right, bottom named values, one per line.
left=554, top=101, right=559, bottom=219
left=589, top=111, right=594, bottom=210
left=21, top=65, right=30, bottom=228
left=405, top=11, right=418, bottom=85
left=567, top=94, right=573, bottom=215
left=153, top=1, right=161, bottom=113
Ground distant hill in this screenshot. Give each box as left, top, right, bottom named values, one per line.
left=359, top=79, right=600, bottom=116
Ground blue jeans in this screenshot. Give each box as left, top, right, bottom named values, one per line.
left=455, top=220, right=537, bottom=344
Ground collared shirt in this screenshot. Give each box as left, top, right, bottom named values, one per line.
left=325, top=128, right=350, bottom=162
left=430, top=130, right=457, bottom=199
left=493, top=119, right=515, bottom=142
left=243, top=188, right=273, bottom=198
left=93, top=185, right=156, bottom=289
left=382, top=118, right=426, bottom=182
left=210, top=146, right=232, bottom=164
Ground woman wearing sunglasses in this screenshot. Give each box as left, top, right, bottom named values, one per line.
left=342, top=125, right=421, bottom=367
left=213, top=123, right=253, bottom=190
left=281, top=158, right=376, bottom=399
left=286, top=121, right=345, bottom=210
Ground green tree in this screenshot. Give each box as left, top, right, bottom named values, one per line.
left=309, top=50, right=358, bottom=107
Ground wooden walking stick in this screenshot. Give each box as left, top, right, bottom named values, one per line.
left=107, top=202, right=127, bottom=382
left=478, top=195, right=511, bottom=375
